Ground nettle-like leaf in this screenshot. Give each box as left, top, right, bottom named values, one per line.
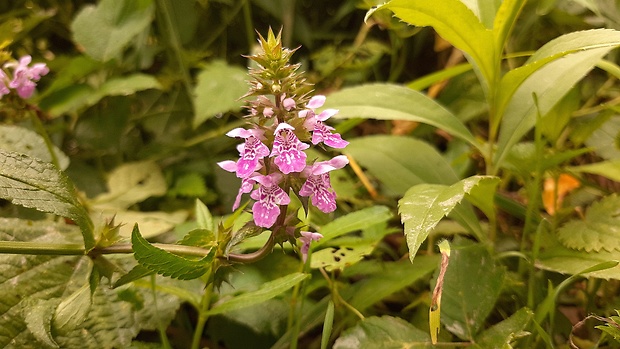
left=557, top=194, right=620, bottom=252
left=0, top=125, right=70, bottom=170
left=71, top=0, right=154, bottom=61
left=131, top=224, right=214, bottom=280
left=0, top=150, right=94, bottom=248
left=333, top=316, right=430, bottom=349
left=193, top=60, right=248, bottom=128
left=473, top=307, right=533, bottom=349
left=399, top=175, right=499, bottom=261
left=0, top=218, right=181, bottom=348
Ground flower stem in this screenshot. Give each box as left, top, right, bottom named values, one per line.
left=224, top=231, right=276, bottom=263
left=191, top=278, right=214, bottom=349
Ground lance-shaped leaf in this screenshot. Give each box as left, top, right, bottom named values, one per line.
left=131, top=224, right=214, bottom=280
left=323, top=83, right=479, bottom=149
left=206, top=272, right=309, bottom=315
left=371, top=0, right=495, bottom=91
left=0, top=150, right=94, bottom=249
left=333, top=316, right=430, bottom=349
left=399, top=176, right=499, bottom=261
left=557, top=194, right=620, bottom=253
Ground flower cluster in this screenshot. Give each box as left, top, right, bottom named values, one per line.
left=0, top=55, right=49, bottom=99
left=218, top=30, right=349, bottom=261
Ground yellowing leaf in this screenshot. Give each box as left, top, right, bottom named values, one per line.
left=543, top=173, right=581, bottom=215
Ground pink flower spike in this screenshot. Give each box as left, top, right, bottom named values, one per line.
left=0, top=70, right=10, bottom=98
left=271, top=123, right=309, bottom=174
left=306, top=95, right=326, bottom=109
left=250, top=174, right=291, bottom=228
left=299, top=231, right=323, bottom=262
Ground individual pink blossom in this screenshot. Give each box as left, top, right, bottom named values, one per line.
left=270, top=123, right=309, bottom=174
left=263, top=107, right=274, bottom=118
left=225, top=128, right=270, bottom=178
left=282, top=96, right=296, bottom=111
left=250, top=173, right=291, bottom=228
left=5, top=55, right=49, bottom=99
left=297, top=95, right=347, bottom=148
left=311, top=120, right=349, bottom=148
left=299, top=155, right=349, bottom=213
left=299, top=231, right=323, bottom=262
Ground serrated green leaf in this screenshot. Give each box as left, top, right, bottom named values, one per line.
left=131, top=224, right=213, bottom=280
left=380, top=0, right=495, bottom=91
left=114, top=264, right=154, bottom=288
left=323, top=83, right=478, bottom=149
left=399, top=176, right=499, bottom=261
left=207, top=272, right=309, bottom=315
left=568, top=160, right=620, bottom=182
left=0, top=150, right=94, bottom=249
left=178, top=228, right=215, bottom=248
left=557, top=194, right=620, bottom=252
left=537, top=243, right=620, bottom=280
left=333, top=316, right=430, bottom=349
left=71, top=0, right=154, bottom=61
left=54, top=284, right=92, bottom=331
left=0, top=125, right=70, bottom=170
left=440, top=238, right=505, bottom=340
left=473, top=307, right=533, bottom=349
left=193, top=60, right=248, bottom=127
left=23, top=299, right=60, bottom=349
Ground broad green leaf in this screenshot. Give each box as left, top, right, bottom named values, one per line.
left=585, top=115, right=620, bottom=160
left=345, top=136, right=460, bottom=196
left=495, top=29, right=620, bottom=127
left=38, top=56, right=103, bottom=99
left=107, top=209, right=188, bottom=239
left=568, top=160, right=620, bottom=182
left=54, top=284, right=92, bottom=331
left=0, top=150, right=94, bottom=248
left=0, top=125, right=70, bottom=170
left=92, top=161, right=167, bottom=209
left=193, top=60, right=248, bottom=128
left=407, top=63, right=473, bottom=91
left=178, top=228, right=216, bottom=248
left=473, top=307, right=533, bottom=349
left=537, top=243, right=620, bottom=280
left=315, top=205, right=392, bottom=247
left=195, top=199, right=214, bottom=231
left=348, top=255, right=440, bottom=311
left=461, top=0, right=501, bottom=28
left=399, top=176, right=499, bottom=261
left=71, top=0, right=154, bottom=61
left=131, top=224, right=213, bottom=280
left=379, top=0, right=495, bottom=90
left=495, top=33, right=620, bottom=169
left=0, top=218, right=180, bottom=348
left=207, top=272, right=309, bottom=315
left=333, top=316, right=430, bottom=349
left=440, top=238, right=505, bottom=340
left=557, top=194, right=620, bottom=252
left=323, top=83, right=478, bottom=149
left=114, top=264, right=154, bottom=288
left=170, top=172, right=208, bottom=197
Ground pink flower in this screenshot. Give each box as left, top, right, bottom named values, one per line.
left=299, top=231, right=323, bottom=262
left=311, top=120, right=349, bottom=148
left=298, top=95, right=347, bottom=148
left=299, top=156, right=349, bottom=213
left=282, top=96, right=296, bottom=111
left=250, top=173, right=291, bottom=228
left=5, top=55, right=49, bottom=99
left=270, top=123, right=309, bottom=174
left=225, top=128, right=270, bottom=178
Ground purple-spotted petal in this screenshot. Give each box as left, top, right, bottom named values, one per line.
left=299, top=173, right=338, bottom=213
left=306, top=95, right=326, bottom=109
left=311, top=121, right=349, bottom=149
left=250, top=176, right=291, bottom=228
left=271, top=123, right=309, bottom=174
left=310, top=155, right=349, bottom=175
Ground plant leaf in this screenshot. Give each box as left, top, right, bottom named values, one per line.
left=71, top=0, right=154, bottom=61
left=206, top=272, right=309, bottom=315
left=399, top=176, right=499, bottom=261
left=493, top=0, right=526, bottom=53
left=473, top=307, right=533, bottom=348
left=315, top=205, right=392, bottom=247
left=131, top=224, right=213, bottom=280
left=0, top=150, right=94, bottom=248
left=23, top=299, right=60, bottom=348
left=568, top=160, right=620, bottom=182
left=323, top=83, right=478, bottom=148
left=380, top=0, right=495, bottom=90
left=193, top=60, right=248, bottom=128
left=0, top=125, right=70, bottom=170
left=440, top=238, right=505, bottom=340
left=333, top=316, right=430, bottom=349
left=557, top=194, right=620, bottom=252
left=537, top=244, right=620, bottom=280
